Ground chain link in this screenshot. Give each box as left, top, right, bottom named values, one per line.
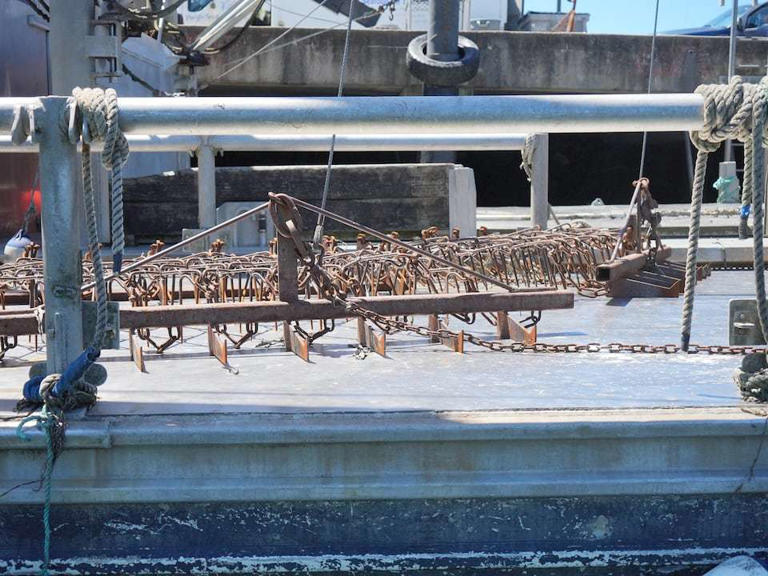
left=264, top=194, right=766, bottom=358
left=305, top=259, right=764, bottom=356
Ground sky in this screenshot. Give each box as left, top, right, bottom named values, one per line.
left=520, top=0, right=751, bottom=35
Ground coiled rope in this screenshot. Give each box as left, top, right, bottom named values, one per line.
left=682, top=75, right=768, bottom=350
left=71, top=87, right=130, bottom=276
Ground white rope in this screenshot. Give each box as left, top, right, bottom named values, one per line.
left=682, top=76, right=768, bottom=350
left=65, top=87, right=129, bottom=348
left=72, top=87, right=130, bottom=273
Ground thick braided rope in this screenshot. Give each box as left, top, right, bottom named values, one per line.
left=682, top=78, right=746, bottom=349
left=680, top=149, right=708, bottom=350
left=82, top=147, right=108, bottom=348
left=72, top=87, right=129, bottom=273
left=751, top=77, right=768, bottom=342
left=743, top=134, right=754, bottom=214
left=683, top=76, right=768, bottom=348
left=66, top=88, right=109, bottom=349
left=102, top=90, right=129, bottom=274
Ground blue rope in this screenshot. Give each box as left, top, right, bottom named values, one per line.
left=21, top=347, right=99, bottom=403
left=16, top=406, right=57, bottom=576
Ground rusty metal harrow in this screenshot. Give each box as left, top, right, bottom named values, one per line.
left=0, top=224, right=617, bottom=355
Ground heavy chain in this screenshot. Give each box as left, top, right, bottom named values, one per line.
left=270, top=193, right=767, bottom=357
left=306, top=257, right=765, bottom=356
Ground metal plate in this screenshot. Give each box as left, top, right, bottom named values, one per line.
left=729, top=299, right=766, bottom=345
left=82, top=301, right=121, bottom=350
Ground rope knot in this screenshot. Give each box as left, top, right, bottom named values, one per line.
left=690, top=76, right=756, bottom=152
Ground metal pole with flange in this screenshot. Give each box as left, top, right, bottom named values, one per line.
left=724, top=0, right=738, bottom=163
left=530, top=133, right=549, bottom=229
left=36, top=97, right=84, bottom=374
left=197, top=139, right=217, bottom=229
left=422, top=0, right=461, bottom=163
left=425, top=0, right=460, bottom=98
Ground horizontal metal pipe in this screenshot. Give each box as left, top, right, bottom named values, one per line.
left=0, top=133, right=529, bottom=153
left=0, top=135, right=199, bottom=153
left=207, top=133, right=531, bottom=152
left=0, top=291, right=573, bottom=335
left=0, top=94, right=705, bottom=137
left=115, top=94, right=706, bottom=135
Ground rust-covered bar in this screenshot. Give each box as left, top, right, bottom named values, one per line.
left=0, top=290, right=573, bottom=336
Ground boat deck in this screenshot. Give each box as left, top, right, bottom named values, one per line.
left=1, top=270, right=766, bottom=575
left=0, top=270, right=754, bottom=416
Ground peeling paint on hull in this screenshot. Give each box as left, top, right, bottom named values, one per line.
left=2, top=548, right=767, bottom=575
left=2, top=496, right=767, bottom=575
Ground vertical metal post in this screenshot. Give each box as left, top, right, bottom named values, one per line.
left=530, top=133, right=549, bottom=229
left=37, top=97, right=84, bottom=373
left=277, top=234, right=298, bottom=348
left=50, top=0, right=93, bottom=94
left=421, top=0, right=460, bottom=164
left=197, top=141, right=217, bottom=228
left=50, top=0, right=96, bottom=242
left=725, top=0, right=738, bottom=162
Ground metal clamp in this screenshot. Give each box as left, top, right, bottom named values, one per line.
left=10, top=105, right=30, bottom=145
left=729, top=299, right=766, bottom=345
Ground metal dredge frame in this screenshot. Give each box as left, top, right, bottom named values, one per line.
left=0, top=93, right=705, bottom=372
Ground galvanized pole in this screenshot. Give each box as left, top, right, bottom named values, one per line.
left=44, top=0, right=93, bottom=372
left=530, top=133, right=549, bottom=229
left=37, top=98, right=84, bottom=373
left=422, top=0, right=461, bottom=164
left=197, top=141, right=217, bottom=228
left=49, top=0, right=93, bottom=94
left=50, top=0, right=103, bottom=244
left=0, top=94, right=706, bottom=135
left=724, top=0, right=738, bottom=162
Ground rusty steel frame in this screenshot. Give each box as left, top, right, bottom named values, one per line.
left=596, top=247, right=673, bottom=283
left=0, top=291, right=573, bottom=337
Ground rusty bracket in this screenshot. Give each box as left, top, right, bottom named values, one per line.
left=357, top=317, right=387, bottom=357
left=286, top=324, right=310, bottom=362
left=607, top=261, right=711, bottom=299
left=598, top=246, right=712, bottom=298
left=427, top=314, right=441, bottom=343
left=128, top=329, right=146, bottom=373
left=439, top=321, right=464, bottom=353
left=495, top=311, right=537, bottom=345
left=207, top=324, right=235, bottom=372
left=0, top=335, right=18, bottom=362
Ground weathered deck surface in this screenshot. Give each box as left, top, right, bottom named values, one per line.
left=0, top=270, right=751, bottom=415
